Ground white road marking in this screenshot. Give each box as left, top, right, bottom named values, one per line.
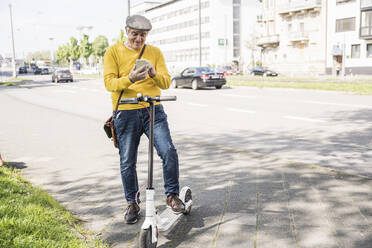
left=187, top=102, right=208, bottom=107
left=303, top=100, right=372, bottom=109
left=33, top=157, right=55, bottom=162
left=225, top=107, right=256, bottom=114
left=219, top=93, right=257, bottom=99
left=13, top=156, right=34, bottom=162
left=12, top=156, right=55, bottom=163
left=284, top=115, right=326, bottom=123
left=53, top=89, right=77, bottom=94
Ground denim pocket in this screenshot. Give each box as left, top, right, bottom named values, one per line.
left=155, top=105, right=167, bottom=123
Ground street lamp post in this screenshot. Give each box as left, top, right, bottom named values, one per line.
left=128, top=0, right=131, bottom=16
left=49, top=37, right=54, bottom=69
left=198, top=0, right=202, bottom=66
left=9, top=4, right=17, bottom=78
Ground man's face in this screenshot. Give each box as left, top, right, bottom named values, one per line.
left=126, top=27, right=148, bottom=50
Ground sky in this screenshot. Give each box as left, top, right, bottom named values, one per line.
left=0, top=0, right=260, bottom=59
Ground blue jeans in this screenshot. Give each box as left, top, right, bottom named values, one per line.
left=114, top=104, right=179, bottom=204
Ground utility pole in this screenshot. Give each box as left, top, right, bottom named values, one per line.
left=342, top=33, right=346, bottom=78
left=49, top=37, right=54, bottom=69
left=9, top=4, right=17, bottom=78
left=128, top=0, right=131, bottom=16
left=198, top=0, right=202, bottom=66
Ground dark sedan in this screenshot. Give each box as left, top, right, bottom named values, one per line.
left=18, top=66, right=28, bottom=74
left=250, top=66, right=278, bottom=77
left=33, top=67, right=42, bottom=74
left=171, top=67, right=226, bottom=90
left=52, top=69, right=73, bottom=83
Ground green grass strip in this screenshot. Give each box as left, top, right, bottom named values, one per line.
left=0, top=164, right=108, bottom=248
left=0, top=82, right=18, bottom=86
left=226, top=77, right=372, bottom=95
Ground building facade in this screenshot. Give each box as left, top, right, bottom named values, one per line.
left=257, top=0, right=326, bottom=76
left=132, top=0, right=254, bottom=74
left=327, top=0, right=372, bottom=75
left=257, top=0, right=372, bottom=76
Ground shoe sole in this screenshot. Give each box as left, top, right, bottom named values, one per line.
left=124, top=211, right=140, bottom=224
left=125, top=218, right=138, bottom=224
left=166, top=205, right=184, bottom=215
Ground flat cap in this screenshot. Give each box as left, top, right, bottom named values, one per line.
left=126, top=15, right=152, bottom=31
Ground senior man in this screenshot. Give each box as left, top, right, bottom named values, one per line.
left=104, top=15, right=185, bottom=224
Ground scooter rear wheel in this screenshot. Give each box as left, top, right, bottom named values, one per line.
left=180, top=188, right=192, bottom=215
left=139, top=227, right=157, bottom=248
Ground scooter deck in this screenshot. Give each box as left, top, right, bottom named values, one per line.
left=158, top=207, right=183, bottom=231
left=157, top=200, right=192, bottom=232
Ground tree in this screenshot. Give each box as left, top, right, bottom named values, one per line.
left=26, top=50, right=50, bottom=62
left=245, top=35, right=259, bottom=68
left=69, top=37, right=80, bottom=62
left=55, top=44, right=70, bottom=66
left=92, top=35, right=109, bottom=63
left=79, top=34, right=93, bottom=65
left=113, top=29, right=127, bottom=44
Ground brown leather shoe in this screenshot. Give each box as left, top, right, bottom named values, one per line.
left=166, top=194, right=185, bottom=214
left=124, top=203, right=140, bottom=224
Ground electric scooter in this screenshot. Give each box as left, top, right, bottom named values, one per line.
left=120, top=94, right=193, bottom=248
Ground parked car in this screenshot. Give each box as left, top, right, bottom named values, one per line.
left=171, top=67, right=226, bottom=90
left=52, top=69, right=73, bottom=83
left=18, top=66, right=27, bottom=74
left=33, top=67, right=42, bottom=74
left=250, top=66, right=278, bottom=77
left=219, top=66, right=239, bottom=75
left=41, top=67, right=49, bottom=75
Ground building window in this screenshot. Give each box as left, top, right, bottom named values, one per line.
left=233, top=6, right=240, bottom=19
left=336, top=17, right=356, bottom=32
left=367, top=44, right=372, bottom=57
left=361, top=11, right=372, bottom=37
left=233, top=22, right=239, bottom=33
left=233, top=48, right=240, bottom=57
left=351, top=44, right=360, bottom=58
left=233, top=0, right=241, bottom=58
left=336, top=0, right=356, bottom=4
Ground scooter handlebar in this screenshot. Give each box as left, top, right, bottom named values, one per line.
left=119, top=97, right=138, bottom=104
left=120, top=95, right=177, bottom=104
left=156, top=96, right=177, bottom=102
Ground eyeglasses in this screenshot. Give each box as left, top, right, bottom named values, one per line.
left=127, top=29, right=148, bottom=38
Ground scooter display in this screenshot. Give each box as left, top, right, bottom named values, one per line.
left=120, top=94, right=193, bottom=248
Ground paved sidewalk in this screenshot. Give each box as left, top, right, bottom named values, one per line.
left=1, top=90, right=372, bottom=247
left=95, top=137, right=372, bottom=248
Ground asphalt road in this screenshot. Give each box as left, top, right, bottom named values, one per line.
left=1, top=75, right=372, bottom=247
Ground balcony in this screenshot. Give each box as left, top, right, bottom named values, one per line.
left=361, top=0, right=372, bottom=9
left=360, top=26, right=372, bottom=39
left=288, top=32, right=309, bottom=43
left=278, top=0, right=322, bottom=15
left=263, top=9, right=276, bottom=21
left=257, top=15, right=263, bottom=23
left=257, top=34, right=280, bottom=47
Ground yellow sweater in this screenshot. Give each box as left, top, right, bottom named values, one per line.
left=104, top=42, right=171, bottom=110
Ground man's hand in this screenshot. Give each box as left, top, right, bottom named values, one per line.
left=129, top=64, right=148, bottom=83
left=147, top=61, right=157, bottom=78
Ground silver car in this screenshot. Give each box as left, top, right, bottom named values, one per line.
left=51, top=69, right=73, bottom=83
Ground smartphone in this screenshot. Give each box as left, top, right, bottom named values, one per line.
left=136, top=59, right=148, bottom=71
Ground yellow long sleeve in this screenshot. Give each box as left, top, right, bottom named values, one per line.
left=103, top=43, right=171, bottom=110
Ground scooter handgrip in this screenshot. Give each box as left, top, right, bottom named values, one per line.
left=120, top=98, right=138, bottom=104
left=158, top=96, right=177, bottom=101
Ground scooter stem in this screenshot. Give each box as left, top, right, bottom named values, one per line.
left=148, top=101, right=155, bottom=189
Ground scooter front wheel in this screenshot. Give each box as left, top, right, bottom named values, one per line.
left=139, top=227, right=157, bottom=248
left=180, top=187, right=192, bottom=215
